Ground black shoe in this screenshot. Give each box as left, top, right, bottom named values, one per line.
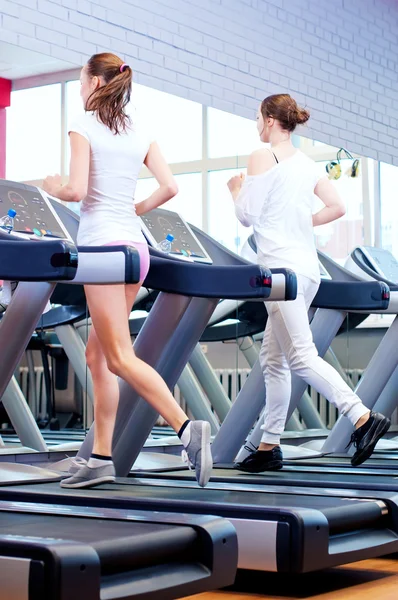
left=349, top=411, right=391, bottom=467
left=235, top=446, right=283, bottom=473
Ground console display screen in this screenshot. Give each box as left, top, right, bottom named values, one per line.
left=0, top=183, right=69, bottom=240
left=140, top=208, right=212, bottom=264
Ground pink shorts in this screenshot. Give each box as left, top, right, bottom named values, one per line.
left=103, top=240, right=150, bottom=282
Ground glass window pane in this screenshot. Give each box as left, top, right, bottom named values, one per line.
left=380, top=162, right=398, bottom=258
left=135, top=173, right=203, bottom=229
left=65, top=80, right=85, bottom=173
left=66, top=79, right=84, bottom=125
left=130, top=83, right=202, bottom=163
left=6, top=84, right=61, bottom=181
left=208, top=168, right=250, bottom=254
left=313, top=159, right=364, bottom=261
left=208, top=108, right=263, bottom=158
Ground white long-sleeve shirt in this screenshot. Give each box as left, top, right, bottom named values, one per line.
left=235, top=150, right=322, bottom=284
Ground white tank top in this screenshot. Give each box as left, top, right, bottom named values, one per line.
left=68, top=111, right=151, bottom=246
left=234, top=150, right=322, bottom=284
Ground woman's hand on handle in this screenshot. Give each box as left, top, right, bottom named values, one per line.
left=42, top=174, right=63, bottom=197
left=227, top=173, right=245, bottom=201
left=43, top=132, right=90, bottom=203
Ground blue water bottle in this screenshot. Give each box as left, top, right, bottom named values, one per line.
left=0, top=209, right=17, bottom=234
left=157, top=234, right=174, bottom=254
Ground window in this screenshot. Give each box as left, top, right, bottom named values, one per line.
left=135, top=173, right=203, bottom=229
left=130, top=83, right=202, bottom=163
left=208, top=168, right=250, bottom=254
left=380, top=162, right=398, bottom=258
left=208, top=108, right=263, bottom=158
left=5, top=74, right=379, bottom=261
left=6, top=84, right=61, bottom=182
left=313, top=160, right=364, bottom=261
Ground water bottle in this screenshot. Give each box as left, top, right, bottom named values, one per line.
left=0, top=209, right=17, bottom=234
left=157, top=233, right=174, bottom=254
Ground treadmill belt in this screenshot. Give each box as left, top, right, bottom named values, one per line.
left=0, top=480, right=388, bottom=534
left=133, top=466, right=398, bottom=492
left=284, top=456, right=398, bottom=469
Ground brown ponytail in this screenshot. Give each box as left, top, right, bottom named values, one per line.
left=85, top=52, right=132, bottom=135
left=261, top=93, right=310, bottom=132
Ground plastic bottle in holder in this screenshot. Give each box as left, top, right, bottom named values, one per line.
left=157, top=233, right=174, bottom=254
left=0, top=208, right=17, bottom=234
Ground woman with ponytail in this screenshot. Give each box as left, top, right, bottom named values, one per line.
left=43, top=53, right=212, bottom=489
left=228, top=93, right=390, bottom=472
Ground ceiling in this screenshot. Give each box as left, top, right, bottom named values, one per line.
left=0, top=41, right=77, bottom=80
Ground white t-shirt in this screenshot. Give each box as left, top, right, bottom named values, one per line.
left=68, top=111, right=151, bottom=246
left=234, top=150, right=322, bottom=284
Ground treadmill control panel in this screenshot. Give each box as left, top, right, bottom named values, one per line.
left=0, top=180, right=71, bottom=241
left=140, top=208, right=212, bottom=264
left=360, top=246, right=398, bottom=285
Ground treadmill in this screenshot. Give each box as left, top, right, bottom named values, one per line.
left=0, top=179, right=238, bottom=599
left=2, top=195, right=398, bottom=574
left=132, top=248, right=398, bottom=494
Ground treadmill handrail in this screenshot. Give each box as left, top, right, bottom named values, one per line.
left=144, top=256, right=277, bottom=300
left=313, top=280, right=390, bottom=311
left=67, top=245, right=141, bottom=285
left=0, top=238, right=78, bottom=281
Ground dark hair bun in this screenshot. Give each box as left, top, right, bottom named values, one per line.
left=287, top=100, right=310, bottom=128
left=261, top=94, right=310, bottom=132
left=295, top=106, right=310, bottom=125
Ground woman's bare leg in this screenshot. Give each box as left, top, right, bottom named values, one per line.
left=85, top=284, right=187, bottom=456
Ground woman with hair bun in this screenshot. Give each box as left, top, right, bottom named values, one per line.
left=228, top=93, right=390, bottom=472
left=43, top=53, right=212, bottom=489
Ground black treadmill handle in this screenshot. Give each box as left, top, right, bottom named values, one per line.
left=0, top=238, right=78, bottom=281
left=313, top=280, right=390, bottom=311
left=144, top=256, right=273, bottom=299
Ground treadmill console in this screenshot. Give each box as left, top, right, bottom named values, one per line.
left=140, top=207, right=212, bottom=264
left=359, top=246, right=398, bottom=285
left=0, top=180, right=72, bottom=242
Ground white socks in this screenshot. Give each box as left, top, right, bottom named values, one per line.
left=87, top=455, right=113, bottom=468
left=180, top=422, right=192, bottom=447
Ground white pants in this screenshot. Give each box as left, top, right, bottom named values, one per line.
left=259, top=275, right=368, bottom=445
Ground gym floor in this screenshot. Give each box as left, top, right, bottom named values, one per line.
left=182, top=556, right=398, bottom=600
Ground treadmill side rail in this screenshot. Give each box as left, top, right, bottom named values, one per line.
left=0, top=504, right=238, bottom=599
left=0, top=537, right=100, bottom=600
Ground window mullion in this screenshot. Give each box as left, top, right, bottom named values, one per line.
left=202, top=105, right=208, bottom=233
left=60, top=81, right=66, bottom=179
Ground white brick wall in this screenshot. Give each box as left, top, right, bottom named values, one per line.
left=1, top=0, right=397, bottom=163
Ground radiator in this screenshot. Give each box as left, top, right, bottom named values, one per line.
left=159, top=368, right=252, bottom=426
left=173, top=368, right=251, bottom=407
left=214, top=369, right=251, bottom=402
left=18, top=366, right=48, bottom=419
